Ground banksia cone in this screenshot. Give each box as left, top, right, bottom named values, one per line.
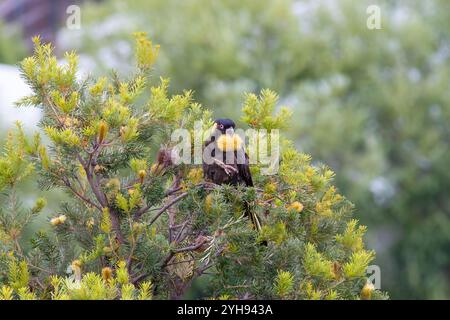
left=101, top=267, right=113, bottom=281
left=361, top=281, right=375, bottom=300
left=287, top=201, right=304, bottom=213
left=332, top=261, right=342, bottom=280
left=98, top=121, right=108, bottom=144
left=71, top=260, right=82, bottom=281
left=138, top=169, right=147, bottom=184
left=50, top=215, right=67, bottom=226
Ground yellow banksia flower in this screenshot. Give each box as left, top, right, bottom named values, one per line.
left=287, top=201, right=304, bottom=213
left=50, top=215, right=67, bottom=226
left=361, top=281, right=375, bottom=300
left=71, top=260, right=82, bottom=281
left=138, top=170, right=146, bottom=184
left=332, top=261, right=342, bottom=280
left=101, top=267, right=113, bottom=281
left=98, top=120, right=108, bottom=143
left=204, top=194, right=214, bottom=214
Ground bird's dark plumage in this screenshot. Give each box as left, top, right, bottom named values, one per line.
left=202, top=119, right=253, bottom=187
left=203, top=119, right=262, bottom=234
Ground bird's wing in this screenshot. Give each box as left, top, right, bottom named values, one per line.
left=236, top=148, right=253, bottom=187
left=202, top=137, right=215, bottom=179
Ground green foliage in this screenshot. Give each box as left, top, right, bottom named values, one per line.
left=0, top=34, right=386, bottom=300
left=0, top=123, right=35, bottom=191
left=303, top=243, right=334, bottom=280
left=274, top=270, right=294, bottom=299
left=241, top=90, right=292, bottom=130
left=0, top=22, right=26, bottom=64
left=8, top=260, right=29, bottom=290
left=64, top=0, right=450, bottom=299
left=343, top=251, right=375, bottom=279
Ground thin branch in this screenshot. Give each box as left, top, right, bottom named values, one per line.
left=172, top=241, right=205, bottom=254
left=148, top=192, right=188, bottom=225
left=174, top=220, right=190, bottom=243
left=62, top=178, right=102, bottom=210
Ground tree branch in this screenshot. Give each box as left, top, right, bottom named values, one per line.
left=62, top=178, right=102, bottom=211
left=147, top=192, right=188, bottom=226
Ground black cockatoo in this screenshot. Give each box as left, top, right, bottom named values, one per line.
left=203, top=119, right=262, bottom=232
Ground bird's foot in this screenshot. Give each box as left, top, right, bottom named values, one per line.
left=213, top=158, right=238, bottom=176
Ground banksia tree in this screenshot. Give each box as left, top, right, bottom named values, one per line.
left=0, top=34, right=387, bottom=300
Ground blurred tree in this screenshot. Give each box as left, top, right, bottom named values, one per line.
left=57, top=0, right=450, bottom=298
left=0, top=21, right=26, bottom=64
left=0, top=35, right=386, bottom=300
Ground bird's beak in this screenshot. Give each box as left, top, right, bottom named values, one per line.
left=226, top=127, right=234, bottom=136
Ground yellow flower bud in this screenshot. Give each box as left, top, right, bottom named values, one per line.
left=287, top=201, right=304, bottom=213
left=98, top=121, right=108, bottom=144
left=50, top=215, right=67, bottom=226
left=101, top=267, right=113, bottom=281
left=138, top=169, right=147, bottom=184
left=361, top=281, right=375, bottom=300
left=71, top=260, right=82, bottom=281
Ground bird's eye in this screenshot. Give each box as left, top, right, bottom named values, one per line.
left=219, top=124, right=224, bottom=129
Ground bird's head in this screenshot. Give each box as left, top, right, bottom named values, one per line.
left=214, top=118, right=243, bottom=151
left=214, top=118, right=235, bottom=135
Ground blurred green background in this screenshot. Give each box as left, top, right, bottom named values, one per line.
left=1, top=0, right=449, bottom=299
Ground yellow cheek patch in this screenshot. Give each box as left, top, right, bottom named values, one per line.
left=217, top=134, right=243, bottom=152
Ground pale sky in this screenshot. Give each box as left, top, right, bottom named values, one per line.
left=0, top=64, right=41, bottom=132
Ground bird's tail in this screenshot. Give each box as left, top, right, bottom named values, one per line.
left=243, top=202, right=259, bottom=230
left=244, top=202, right=267, bottom=245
